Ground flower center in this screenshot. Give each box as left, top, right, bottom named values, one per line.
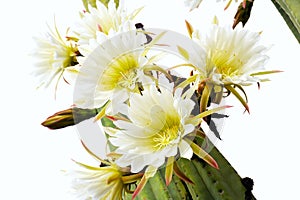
left=62, top=46, right=79, bottom=68
left=118, top=69, right=138, bottom=89
left=99, top=54, right=140, bottom=91
left=152, top=117, right=182, bottom=151
left=210, top=49, right=244, bottom=78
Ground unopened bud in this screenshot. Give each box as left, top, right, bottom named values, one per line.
left=41, top=107, right=99, bottom=130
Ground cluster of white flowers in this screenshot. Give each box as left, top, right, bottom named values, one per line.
left=33, top=0, right=277, bottom=199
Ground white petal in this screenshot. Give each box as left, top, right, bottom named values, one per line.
left=183, top=124, right=195, bottom=136
left=179, top=140, right=193, bottom=159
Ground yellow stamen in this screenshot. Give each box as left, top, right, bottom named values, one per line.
left=99, top=53, right=140, bottom=92
left=152, top=118, right=182, bottom=151
left=210, top=49, right=244, bottom=78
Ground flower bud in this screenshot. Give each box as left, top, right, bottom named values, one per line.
left=41, top=107, right=99, bottom=129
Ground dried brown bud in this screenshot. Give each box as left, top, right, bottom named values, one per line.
left=232, top=0, right=254, bottom=29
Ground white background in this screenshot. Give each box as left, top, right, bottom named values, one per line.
left=1, top=0, right=300, bottom=199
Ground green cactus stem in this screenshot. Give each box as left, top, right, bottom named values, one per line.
left=271, top=0, right=300, bottom=43
left=126, top=137, right=256, bottom=200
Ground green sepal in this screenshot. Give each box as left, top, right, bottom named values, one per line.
left=225, top=84, right=250, bottom=113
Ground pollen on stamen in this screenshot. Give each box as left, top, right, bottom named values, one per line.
left=152, top=125, right=181, bottom=151
left=118, top=70, right=138, bottom=89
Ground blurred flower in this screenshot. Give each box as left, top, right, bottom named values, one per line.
left=73, top=0, right=142, bottom=56
left=184, top=0, right=227, bottom=11
left=184, top=0, right=203, bottom=11
left=192, top=24, right=269, bottom=86
left=31, top=23, right=79, bottom=88
left=224, top=0, right=240, bottom=10
left=107, top=77, right=218, bottom=173
left=66, top=161, right=125, bottom=200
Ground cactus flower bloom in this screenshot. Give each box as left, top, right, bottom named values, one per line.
left=107, top=77, right=220, bottom=173
left=192, top=24, right=269, bottom=86
left=66, top=161, right=125, bottom=200
left=31, top=24, right=79, bottom=88
left=73, top=0, right=142, bottom=55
